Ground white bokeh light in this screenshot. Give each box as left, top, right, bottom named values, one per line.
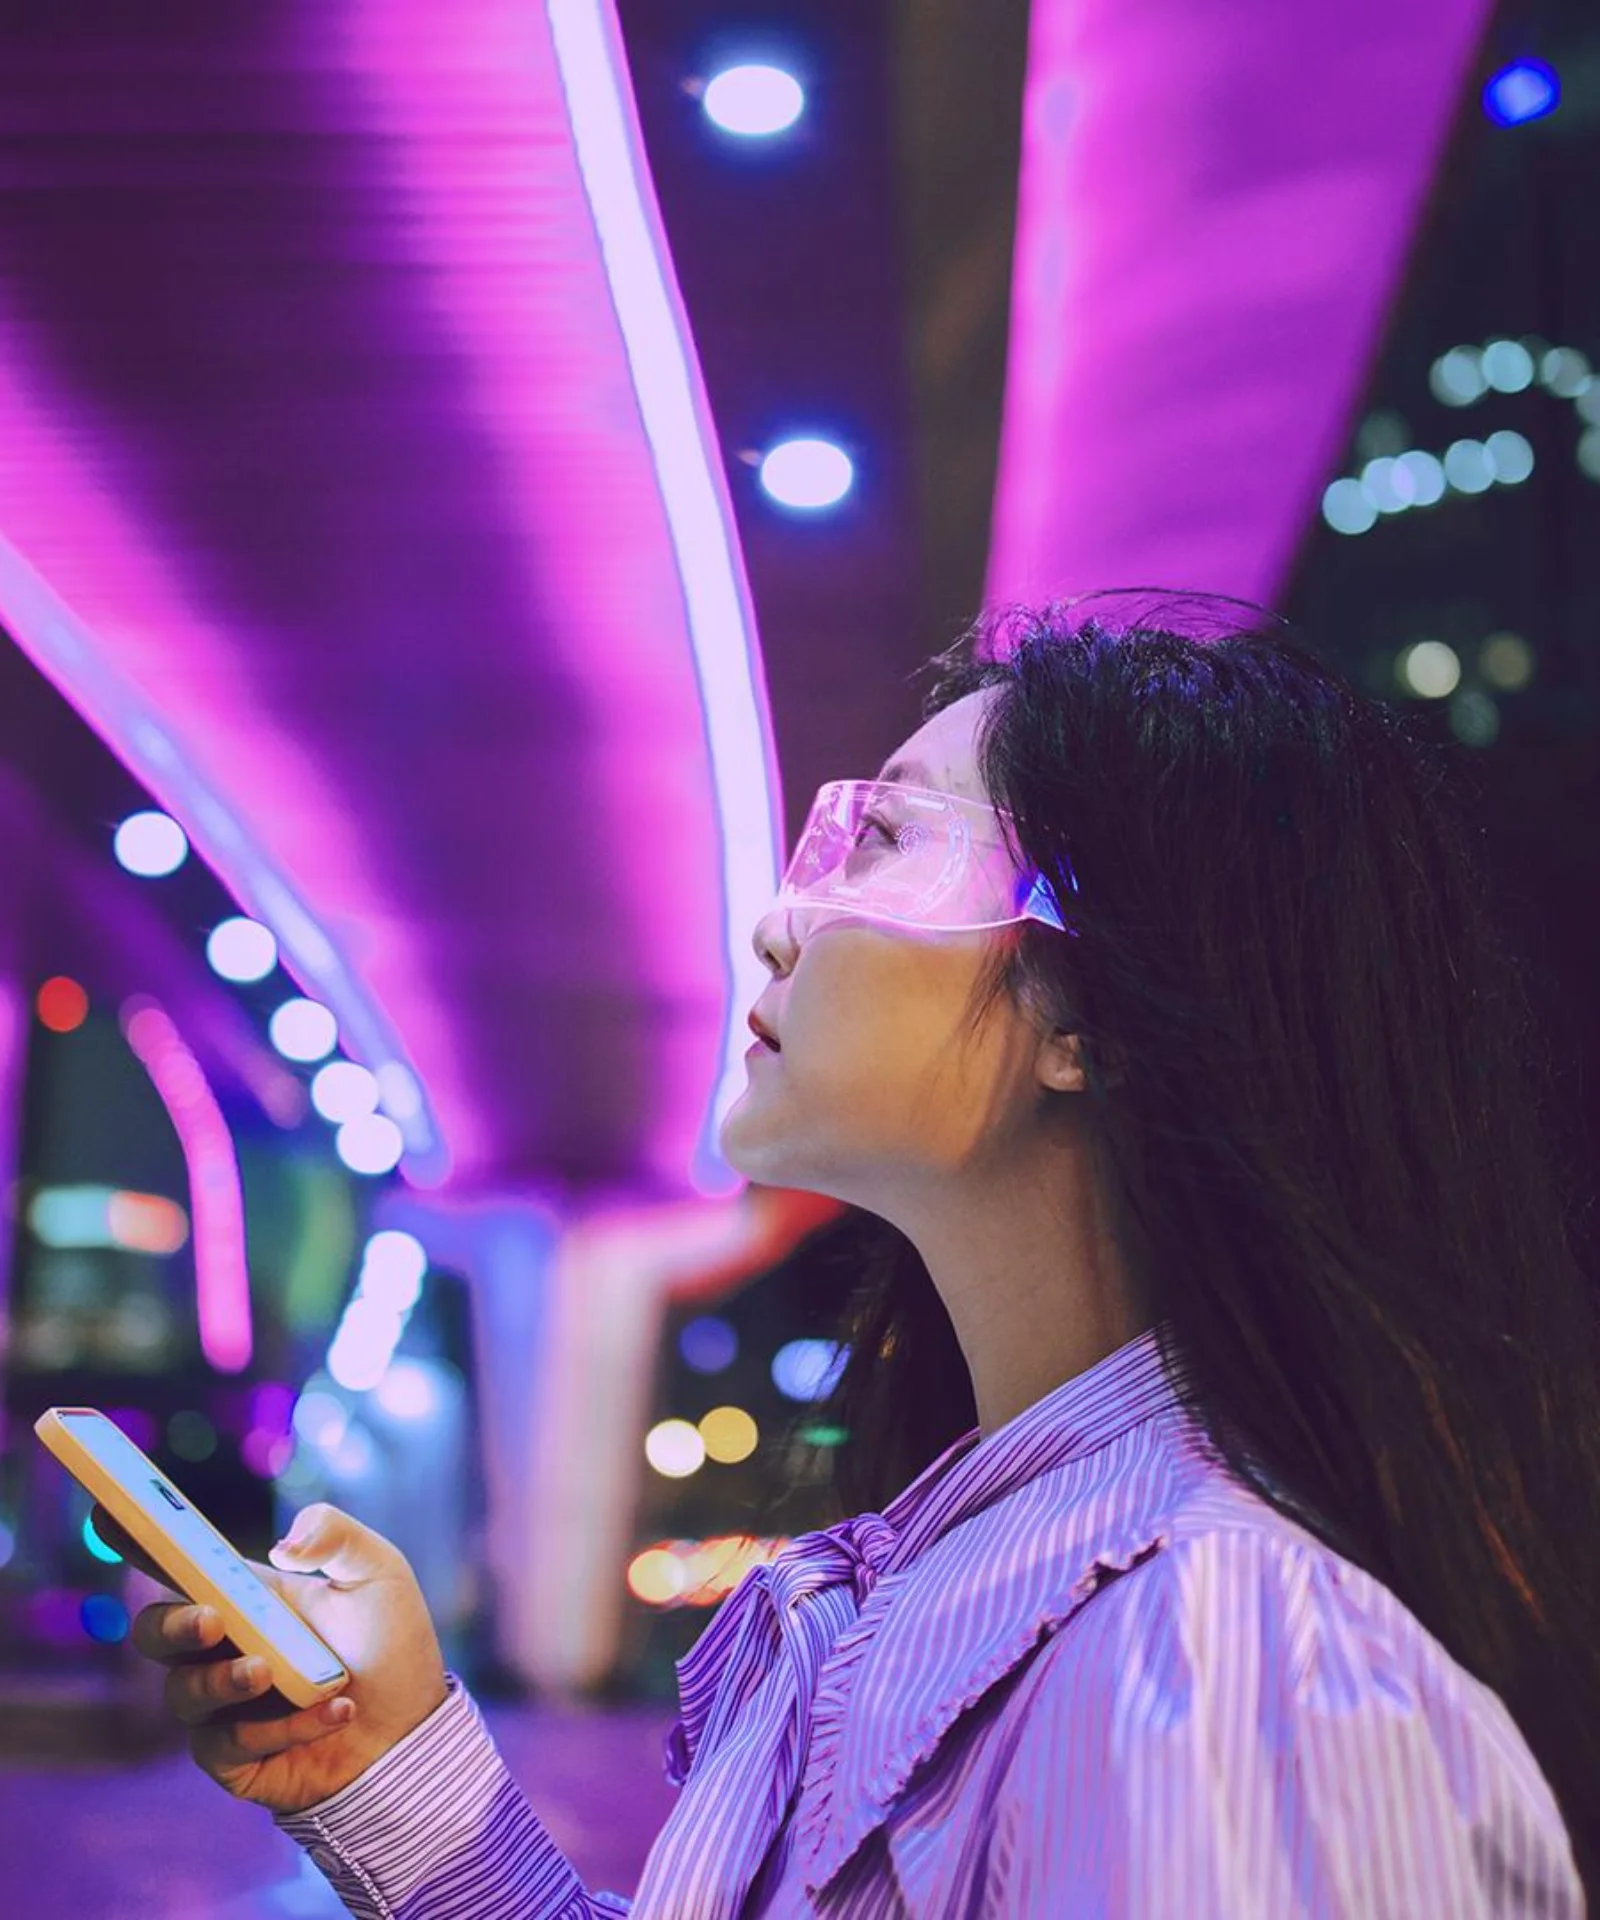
left=206, top=916, right=278, bottom=983
left=114, top=811, right=189, bottom=878
left=326, top=1300, right=400, bottom=1391
left=311, top=1060, right=380, bottom=1123
left=359, top=1230, right=428, bottom=1311
left=703, top=64, right=805, bottom=137
left=1399, top=641, right=1462, bottom=700
left=269, top=997, right=338, bottom=1063
left=336, top=1113, right=405, bottom=1176
left=373, top=1358, right=444, bottom=1422
left=646, top=1419, right=707, bottom=1479
left=759, top=437, right=854, bottom=510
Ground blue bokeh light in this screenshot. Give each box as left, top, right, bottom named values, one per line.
left=680, top=1315, right=739, bottom=1374
left=771, top=1338, right=849, bottom=1402
left=81, top=1593, right=131, bottom=1644
left=1483, top=60, right=1560, bottom=127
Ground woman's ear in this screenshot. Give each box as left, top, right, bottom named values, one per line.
left=1036, top=1028, right=1089, bottom=1094
left=1037, top=1028, right=1125, bottom=1094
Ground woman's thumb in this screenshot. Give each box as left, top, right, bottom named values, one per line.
left=269, top=1503, right=395, bottom=1583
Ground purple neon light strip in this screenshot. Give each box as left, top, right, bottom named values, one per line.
left=121, top=998, right=253, bottom=1373
left=989, top=0, right=1493, bottom=608
left=546, top=0, right=785, bottom=1198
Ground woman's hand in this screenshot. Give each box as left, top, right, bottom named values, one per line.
left=106, top=1502, right=449, bottom=1815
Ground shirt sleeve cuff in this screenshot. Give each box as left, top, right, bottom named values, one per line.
left=277, top=1675, right=590, bottom=1919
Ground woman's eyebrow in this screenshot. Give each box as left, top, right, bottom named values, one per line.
left=877, top=759, right=931, bottom=786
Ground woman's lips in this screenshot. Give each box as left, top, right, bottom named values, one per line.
left=745, top=1039, right=780, bottom=1061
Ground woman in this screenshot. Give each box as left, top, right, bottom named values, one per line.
left=119, top=591, right=1596, bottom=1915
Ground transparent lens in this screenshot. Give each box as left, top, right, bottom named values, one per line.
left=778, top=781, right=1041, bottom=931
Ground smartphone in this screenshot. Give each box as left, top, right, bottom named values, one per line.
left=35, top=1407, right=349, bottom=1710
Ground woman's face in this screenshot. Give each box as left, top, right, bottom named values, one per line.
left=720, top=688, right=1069, bottom=1212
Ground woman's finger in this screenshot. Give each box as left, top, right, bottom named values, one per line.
left=131, top=1601, right=228, bottom=1666
left=164, top=1653, right=275, bottom=1726
left=190, top=1694, right=355, bottom=1771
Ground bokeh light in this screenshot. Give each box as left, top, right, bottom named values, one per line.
left=1484, top=429, right=1535, bottom=485
left=1321, top=478, right=1377, bottom=536
left=759, top=438, right=854, bottom=510
left=698, top=1405, right=759, bottom=1464
left=1398, top=640, right=1462, bottom=699
left=703, top=63, right=805, bottom=137
left=1396, top=449, right=1446, bottom=505
left=1480, top=632, right=1535, bottom=691
left=679, top=1315, right=739, bottom=1373
left=269, top=998, right=338, bottom=1063
left=1443, top=439, right=1494, bottom=494
left=206, top=917, right=278, bottom=984
left=336, top=1113, right=404, bottom=1175
left=771, top=1338, right=849, bottom=1402
left=114, top=811, right=188, bottom=877
left=80, top=1593, right=131, bottom=1644
left=373, top=1358, right=445, bottom=1422
left=311, top=1060, right=380, bottom=1124
left=359, top=1231, right=428, bottom=1312
left=293, top=1387, right=351, bottom=1453
left=1480, top=339, right=1534, bottom=393
left=1429, top=347, right=1486, bottom=407
left=645, top=1419, right=706, bottom=1478
left=627, top=1547, right=687, bottom=1605
left=167, top=1409, right=218, bottom=1462
left=1539, top=347, right=1590, bottom=398
left=1482, top=60, right=1560, bottom=128
left=36, top=976, right=89, bottom=1034
left=1450, top=688, right=1501, bottom=747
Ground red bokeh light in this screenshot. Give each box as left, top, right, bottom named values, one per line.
left=36, top=976, right=89, bottom=1033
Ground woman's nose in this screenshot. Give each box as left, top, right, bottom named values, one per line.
left=751, top=904, right=799, bottom=975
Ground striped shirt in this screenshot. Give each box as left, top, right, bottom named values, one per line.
left=279, top=1321, right=1583, bottom=1916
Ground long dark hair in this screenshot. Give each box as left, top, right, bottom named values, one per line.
left=805, top=590, right=1600, bottom=1895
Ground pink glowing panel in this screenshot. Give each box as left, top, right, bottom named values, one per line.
left=121, top=1000, right=252, bottom=1374
left=989, top=0, right=1494, bottom=609
left=0, top=3, right=779, bottom=1199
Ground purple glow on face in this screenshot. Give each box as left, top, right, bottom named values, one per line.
left=988, top=0, right=1494, bottom=609
left=121, top=999, right=253, bottom=1373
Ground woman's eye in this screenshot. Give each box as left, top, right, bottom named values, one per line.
left=853, top=814, right=898, bottom=849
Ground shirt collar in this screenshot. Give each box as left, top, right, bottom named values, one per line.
left=878, top=1315, right=1192, bottom=1571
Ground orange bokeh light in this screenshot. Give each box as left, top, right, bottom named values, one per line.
left=37, top=976, right=89, bottom=1034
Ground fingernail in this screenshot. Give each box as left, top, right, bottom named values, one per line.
left=273, top=1513, right=309, bottom=1552
left=321, top=1697, right=354, bottom=1725
left=232, top=1657, right=265, bottom=1690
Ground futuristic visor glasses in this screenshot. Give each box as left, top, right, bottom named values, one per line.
left=772, top=779, right=1075, bottom=935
